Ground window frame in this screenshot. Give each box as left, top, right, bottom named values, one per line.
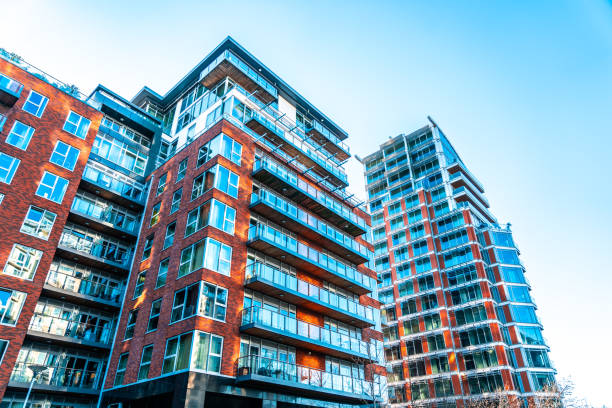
left=147, top=298, right=162, bottom=332
left=22, top=90, right=49, bottom=117
left=63, top=110, right=91, bottom=139
left=6, top=120, right=35, bottom=150
left=49, top=140, right=80, bottom=171
left=3, top=244, right=43, bottom=281
left=20, top=206, right=57, bottom=240
left=0, top=152, right=20, bottom=184
left=35, top=171, right=69, bottom=204
left=138, top=344, right=154, bottom=380
left=114, top=352, right=129, bottom=386
left=124, top=309, right=139, bottom=340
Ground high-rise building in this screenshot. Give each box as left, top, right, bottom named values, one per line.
left=0, top=37, right=385, bottom=408
left=361, top=118, right=554, bottom=406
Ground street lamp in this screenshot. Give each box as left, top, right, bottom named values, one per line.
left=23, top=364, right=48, bottom=408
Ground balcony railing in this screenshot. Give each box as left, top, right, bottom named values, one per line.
left=28, top=314, right=114, bottom=346
left=241, top=306, right=372, bottom=361
left=0, top=71, right=24, bottom=106
left=45, top=269, right=123, bottom=304
left=253, top=156, right=367, bottom=235
left=58, top=231, right=132, bottom=269
left=245, top=262, right=376, bottom=327
left=71, top=200, right=139, bottom=235
left=81, top=165, right=145, bottom=204
left=248, top=224, right=375, bottom=295
left=236, top=355, right=377, bottom=402
left=251, top=189, right=371, bottom=262
left=10, top=362, right=101, bottom=390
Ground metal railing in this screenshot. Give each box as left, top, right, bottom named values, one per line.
left=245, top=262, right=375, bottom=323
left=28, top=314, right=114, bottom=344
left=71, top=199, right=139, bottom=234
left=45, top=269, right=124, bottom=303
left=82, top=165, right=145, bottom=203
left=0, top=71, right=23, bottom=97
left=58, top=231, right=132, bottom=267
left=248, top=224, right=375, bottom=292
left=236, top=355, right=375, bottom=398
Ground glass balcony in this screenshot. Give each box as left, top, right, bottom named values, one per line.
left=245, top=262, right=376, bottom=328
left=71, top=194, right=140, bottom=236
left=28, top=314, right=114, bottom=347
left=45, top=267, right=123, bottom=306
left=306, top=119, right=350, bottom=160
left=0, top=113, right=6, bottom=132
left=240, top=306, right=373, bottom=362
left=199, top=49, right=278, bottom=103
left=252, top=156, right=367, bottom=236
left=236, top=355, right=378, bottom=404
left=81, top=164, right=145, bottom=206
left=58, top=229, right=132, bottom=270
left=0, top=72, right=23, bottom=106
left=10, top=362, right=101, bottom=393
left=247, top=224, right=375, bottom=295
left=250, top=189, right=371, bottom=263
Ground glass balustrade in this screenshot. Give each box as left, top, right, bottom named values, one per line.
left=45, top=268, right=123, bottom=303
left=59, top=230, right=132, bottom=267
left=253, top=156, right=367, bottom=232
left=0, top=72, right=24, bottom=97
left=246, top=262, right=375, bottom=324
left=71, top=195, right=139, bottom=234
left=10, top=363, right=101, bottom=389
left=29, top=314, right=114, bottom=345
left=248, top=224, right=375, bottom=293
left=236, top=355, right=374, bottom=398
left=251, top=189, right=371, bottom=260
left=82, top=165, right=145, bottom=203
left=241, top=306, right=369, bottom=358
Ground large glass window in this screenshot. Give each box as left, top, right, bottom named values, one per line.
left=192, top=331, right=223, bottom=373
left=171, top=283, right=200, bottom=323
left=92, top=133, right=148, bottom=175
left=199, top=282, right=227, bottom=321
left=197, top=133, right=242, bottom=166
left=6, top=121, right=34, bottom=150
left=20, top=206, right=56, bottom=240
left=35, top=171, right=69, bottom=203
left=138, top=344, right=154, bottom=380
left=50, top=140, right=80, bottom=171
left=185, top=199, right=235, bottom=236
left=179, top=238, right=231, bottom=277
left=191, top=164, right=239, bottom=200
left=22, top=91, right=48, bottom=117
left=0, top=288, right=26, bottom=325
left=162, top=332, right=193, bottom=374
left=63, top=111, right=91, bottom=139
left=511, top=305, right=539, bottom=324
left=3, top=244, right=43, bottom=280
left=0, top=152, right=20, bottom=184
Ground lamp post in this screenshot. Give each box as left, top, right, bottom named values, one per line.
left=23, top=364, right=48, bottom=408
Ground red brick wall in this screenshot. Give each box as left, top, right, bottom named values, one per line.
left=0, top=58, right=102, bottom=400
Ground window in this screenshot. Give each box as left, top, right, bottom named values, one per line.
left=0, top=152, right=20, bottom=184
left=3, top=244, right=43, bottom=280
left=36, top=171, right=69, bottom=203
left=22, top=91, right=48, bottom=117
left=408, top=360, right=426, bottom=377
left=147, top=299, right=162, bottom=332
left=20, top=206, right=56, bottom=240
left=6, top=121, right=34, bottom=150
left=171, top=188, right=182, bottom=213
left=92, top=133, right=148, bottom=175
left=459, top=327, right=493, bottom=347
left=164, top=222, right=176, bottom=249
left=138, top=344, right=154, bottom=380
left=185, top=199, right=235, bottom=237
left=133, top=270, right=147, bottom=299
left=199, top=283, right=227, bottom=321
left=156, top=173, right=167, bottom=196
left=427, top=334, right=446, bottom=352
left=464, top=349, right=498, bottom=370
left=205, top=238, right=232, bottom=276
left=156, top=258, right=169, bottom=288
left=63, top=111, right=91, bottom=138
left=0, top=339, right=7, bottom=365
left=114, top=353, right=129, bottom=386
left=50, top=141, right=80, bottom=171
left=192, top=331, right=223, bottom=373
left=162, top=332, right=193, bottom=374
left=0, top=288, right=27, bottom=325
left=171, top=283, right=199, bottom=322
left=124, top=309, right=138, bottom=340
left=197, top=133, right=242, bottom=166
left=191, top=164, right=239, bottom=200
left=177, top=158, right=188, bottom=181
left=150, top=202, right=161, bottom=226
left=142, top=235, right=154, bottom=260
left=179, top=240, right=204, bottom=278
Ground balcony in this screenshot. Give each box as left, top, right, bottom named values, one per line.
left=199, top=49, right=277, bottom=104
left=43, top=268, right=123, bottom=309
left=250, top=189, right=370, bottom=263
left=80, top=164, right=146, bottom=209
left=452, top=187, right=496, bottom=223
left=252, top=156, right=366, bottom=236
left=306, top=119, right=350, bottom=162
left=28, top=314, right=114, bottom=349
left=69, top=202, right=140, bottom=240
left=235, top=355, right=378, bottom=404
left=245, top=262, right=376, bottom=328
left=57, top=230, right=132, bottom=272
left=450, top=172, right=489, bottom=207
left=0, top=72, right=23, bottom=106
left=248, top=224, right=374, bottom=295
left=240, top=307, right=374, bottom=362
left=447, top=160, right=485, bottom=193
left=9, top=363, right=101, bottom=395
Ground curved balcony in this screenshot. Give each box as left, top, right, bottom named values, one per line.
left=245, top=262, right=376, bottom=328
left=247, top=224, right=374, bottom=295
left=28, top=314, right=114, bottom=349
left=240, top=306, right=374, bottom=362
left=9, top=363, right=102, bottom=395
left=250, top=189, right=371, bottom=263
left=252, top=156, right=367, bottom=236
left=235, top=355, right=378, bottom=404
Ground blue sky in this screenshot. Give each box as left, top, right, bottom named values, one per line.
left=2, top=0, right=611, bottom=404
